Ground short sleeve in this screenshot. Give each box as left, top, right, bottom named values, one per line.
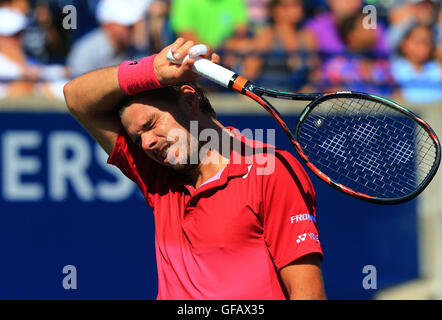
left=262, top=151, right=323, bottom=271
left=107, top=130, right=164, bottom=208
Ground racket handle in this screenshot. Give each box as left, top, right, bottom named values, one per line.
left=166, top=48, right=235, bottom=88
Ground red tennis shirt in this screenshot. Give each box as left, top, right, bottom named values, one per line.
left=108, top=127, right=323, bottom=299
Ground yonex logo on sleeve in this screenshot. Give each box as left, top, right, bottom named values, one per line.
left=296, top=234, right=307, bottom=243
left=290, top=214, right=316, bottom=224
left=296, top=233, right=319, bottom=243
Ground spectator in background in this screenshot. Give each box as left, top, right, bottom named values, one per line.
left=143, top=0, right=173, bottom=53
left=131, top=0, right=173, bottom=55
left=437, top=9, right=442, bottom=64
left=0, top=6, right=34, bottom=97
left=435, top=4, right=442, bottom=65
left=22, top=0, right=71, bottom=64
left=438, top=8, right=442, bottom=43
left=169, top=0, right=251, bottom=91
left=305, top=0, right=389, bottom=56
left=303, top=0, right=328, bottom=19
left=170, top=0, right=249, bottom=50
left=67, top=0, right=150, bottom=77
left=391, top=23, right=442, bottom=103
left=0, top=0, right=28, bottom=12
left=0, top=7, right=68, bottom=99
left=316, top=13, right=395, bottom=96
left=67, top=0, right=100, bottom=43
left=246, top=0, right=272, bottom=32
left=388, top=0, right=440, bottom=51
left=243, top=0, right=317, bottom=91
left=437, top=40, right=442, bottom=65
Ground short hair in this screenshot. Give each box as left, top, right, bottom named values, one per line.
left=118, top=81, right=216, bottom=119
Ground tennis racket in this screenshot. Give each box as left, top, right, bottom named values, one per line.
left=167, top=48, right=441, bottom=204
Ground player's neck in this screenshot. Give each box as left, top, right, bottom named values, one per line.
left=186, top=121, right=233, bottom=189
left=193, top=154, right=229, bottom=189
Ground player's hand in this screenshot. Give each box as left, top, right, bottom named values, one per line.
left=153, top=38, right=220, bottom=85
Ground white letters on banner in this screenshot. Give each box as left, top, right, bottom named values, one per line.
left=1, top=130, right=136, bottom=202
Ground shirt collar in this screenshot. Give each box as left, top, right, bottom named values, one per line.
left=169, top=127, right=254, bottom=194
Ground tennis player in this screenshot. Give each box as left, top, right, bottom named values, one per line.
left=63, top=38, right=325, bottom=300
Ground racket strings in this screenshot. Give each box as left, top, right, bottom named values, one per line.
left=298, top=97, right=437, bottom=199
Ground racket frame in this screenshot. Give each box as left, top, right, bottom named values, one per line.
left=245, top=86, right=441, bottom=204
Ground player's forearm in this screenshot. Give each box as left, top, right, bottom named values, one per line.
left=280, top=253, right=326, bottom=300
left=63, top=66, right=125, bottom=118
left=64, top=38, right=216, bottom=119
left=286, top=275, right=326, bottom=300
left=288, top=287, right=326, bottom=300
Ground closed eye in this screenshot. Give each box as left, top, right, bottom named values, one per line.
left=142, top=114, right=157, bottom=131
left=134, top=116, right=156, bottom=147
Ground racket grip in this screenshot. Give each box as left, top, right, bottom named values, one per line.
left=167, top=48, right=235, bottom=88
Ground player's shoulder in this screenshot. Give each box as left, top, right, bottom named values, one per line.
left=254, top=147, right=316, bottom=201
left=273, top=148, right=306, bottom=175
left=228, top=127, right=309, bottom=181
left=250, top=146, right=307, bottom=179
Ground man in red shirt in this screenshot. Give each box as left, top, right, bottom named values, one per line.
left=64, top=38, right=325, bottom=300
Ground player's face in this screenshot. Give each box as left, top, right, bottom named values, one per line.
left=120, top=98, right=199, bottom=171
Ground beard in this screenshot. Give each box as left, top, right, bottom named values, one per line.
left=165, top=131, right=200, bottom=172
left=162, top=107, right=202, bottom=172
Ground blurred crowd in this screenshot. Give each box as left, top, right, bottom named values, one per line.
left=0, top=0, right=441, bottom=103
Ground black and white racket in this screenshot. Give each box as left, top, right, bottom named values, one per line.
left=167, top=47, right=441, bottom=204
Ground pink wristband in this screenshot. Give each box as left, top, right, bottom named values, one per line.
left=118, top=54, right=164, bottom=96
